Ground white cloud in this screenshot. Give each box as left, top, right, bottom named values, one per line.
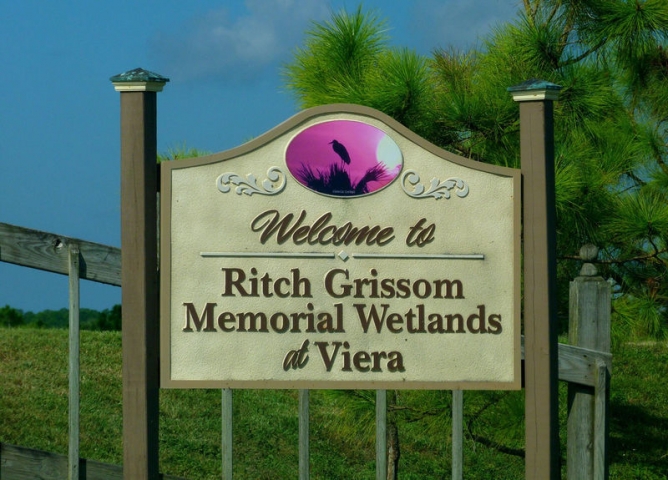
left=151, top=0, right=329, bottom=83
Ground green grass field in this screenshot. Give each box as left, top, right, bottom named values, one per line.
left=1, top=328, right=666, bottom=478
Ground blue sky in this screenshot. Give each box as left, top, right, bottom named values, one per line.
left=1, top=0, right=519, bottom=312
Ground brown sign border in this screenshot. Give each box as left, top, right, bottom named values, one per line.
left=159, top=103, right=522, bottom=390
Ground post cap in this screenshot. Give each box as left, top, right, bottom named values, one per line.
left=508, top=79, right=561, bottom=102
left=579, top=244, right=599, bottom=276
left=110, top=68, right=170, bottom=92
left=579, top=244, right=599, bottom=261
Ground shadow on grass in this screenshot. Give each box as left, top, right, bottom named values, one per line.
left=609, top=401, right=668, bottom=474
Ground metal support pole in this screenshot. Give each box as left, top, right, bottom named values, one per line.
left=451, top=390, right=463, bottom=480
left=111, top=68, right=168, bottom=480
left=376, top=389, right=387, bottom=480
left=222, top=388, right=233, bottom=480
left=299, top=389, right=310, bottom=480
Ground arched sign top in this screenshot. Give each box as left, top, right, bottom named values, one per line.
left=167, top=104, right=516, bottom=180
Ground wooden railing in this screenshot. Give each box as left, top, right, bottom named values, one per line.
left=0, top=221, right=611, bottom=479
left=0, top=222, right=121, bottom=286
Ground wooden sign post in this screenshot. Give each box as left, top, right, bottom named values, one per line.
left=509, top=79, right=562, bottom=480
left=111, top=68, right=169, bottom=480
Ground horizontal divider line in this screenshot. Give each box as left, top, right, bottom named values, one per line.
left=200, top=252, right=336, bottom=258
left=200, top=252, right=484, bottom=260
left=353, top=253, right=485, bottom=260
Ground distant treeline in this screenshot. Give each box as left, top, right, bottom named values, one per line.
left=0, top=304, right=121, bottom=330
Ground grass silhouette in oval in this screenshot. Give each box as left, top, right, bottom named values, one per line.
left=286, top=120, right=403, bottom=197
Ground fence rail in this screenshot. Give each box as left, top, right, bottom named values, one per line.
left=0, top=222, right=121, bottom=286
left=1, top=222, right=611, bottom=479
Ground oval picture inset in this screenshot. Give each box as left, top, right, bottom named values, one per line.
left=286, top=120, right=403, bottom=197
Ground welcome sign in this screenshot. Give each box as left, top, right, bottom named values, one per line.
left=160, top=105, right=521, bottom=390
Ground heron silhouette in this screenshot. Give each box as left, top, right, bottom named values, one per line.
left=329, top=139, right=351, bottom=165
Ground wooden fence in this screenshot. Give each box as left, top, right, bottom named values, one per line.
left=0, top=221, right=612, bottom=479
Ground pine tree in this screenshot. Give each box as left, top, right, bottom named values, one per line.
left=285, top=1, right=668, bottom=341
left=284, top=3, right=668, bottom=474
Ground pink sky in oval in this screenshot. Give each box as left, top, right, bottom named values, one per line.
left=286, top=120, right=403, bottom=195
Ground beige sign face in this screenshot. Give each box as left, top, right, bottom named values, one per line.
left=160, top=105, right=521, bottom=390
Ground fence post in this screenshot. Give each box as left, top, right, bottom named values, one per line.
left=68, top=246, right=80, bottom=480
left=509, top=79, right=562, bottom=480
left=567, top=245, right=611, bottom=479
left=111, top=68, right=168, bottom=480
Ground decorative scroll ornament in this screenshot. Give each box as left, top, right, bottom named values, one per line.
left=400, top=170, right=469, bottom=200
left=216, top=167, right=286, bottom=196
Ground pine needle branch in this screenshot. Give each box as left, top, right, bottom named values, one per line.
left=560, top=248, right=668, bottom=264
